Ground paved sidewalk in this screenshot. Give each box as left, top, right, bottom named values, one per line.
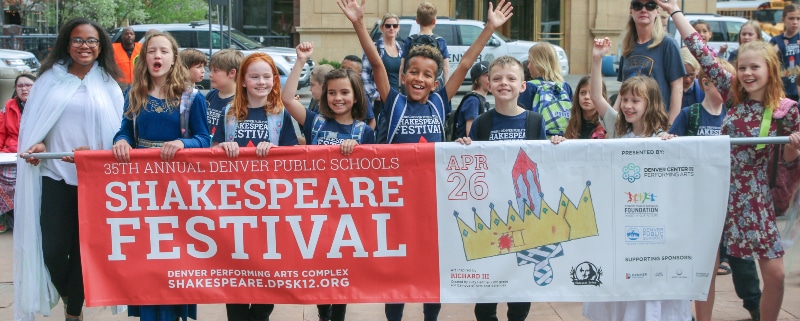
left=1, top=227, right=799, bottom=320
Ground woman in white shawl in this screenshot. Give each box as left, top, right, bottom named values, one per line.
left=14, top=17, right=123, bottom=321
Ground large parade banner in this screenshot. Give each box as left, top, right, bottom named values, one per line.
left=76, top=137, right=730, bottom=306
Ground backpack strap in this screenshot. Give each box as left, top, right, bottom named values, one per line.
left=387, top=94, right=407, bottom=144
left=686, top=103, right=702, bottom=136
left=428, top=92, right=447, bottom=141
left=352, top=120, right=367, bottom=142
left=525, top=111, right=544, bottom=140
left=179, top=87, right=199, bottom=138
left=770, top=121, right=783, bottom=189
left=476, top=110, right=494, bottom=141
left=223, top=104, right=238, bottom=143
left=310, top=113, right=327, bottom=145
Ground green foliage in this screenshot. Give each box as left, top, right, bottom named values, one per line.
left=144, top=0, right=207, bottom=24
left=317, top=58, right=341, bottom=69
left=61, top=0, right=117, bottom=27
left=116, top=0, right=148, bottom=26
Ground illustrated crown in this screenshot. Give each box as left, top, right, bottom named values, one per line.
left=454, top=182, right=598, bottom=261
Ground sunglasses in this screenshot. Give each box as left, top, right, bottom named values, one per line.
left=631, top=1, right=658, bottom=11
left=383, top=24, right=399, bottom=29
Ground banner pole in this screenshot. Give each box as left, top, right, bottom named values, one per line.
left=16, top=137, right=797, bottom=159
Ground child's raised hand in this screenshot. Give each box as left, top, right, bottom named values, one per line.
left=337, top=0, right=365, bottom=23
left=656, top=0, right=680, bottom=13
left=455, top=137, right=472, bottom=145
left=340, top=139, right=358, bottom=156
left=296, top=42, right=314, bottom=61
left=486, top=0, right=514, bottom=30
left=550, top=135, right=566, bottom=144
left=256, top=142, right=274, bottom=157
left=592, top=38, right=611, bottom=59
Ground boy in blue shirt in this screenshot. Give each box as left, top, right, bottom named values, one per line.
left=339, top=1, right=513, bottom=320
left=456, top=55, right=546, bottom=321
left=205, top=49, right=243, bottom=138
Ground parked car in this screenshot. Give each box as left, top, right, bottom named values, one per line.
left=0, top=49, right=40, bottom=74
left=109, top=23, right=313, bottom=89
left=369, top=16, right=569, bottom=80
left=666, top=14, right=772, bottom=61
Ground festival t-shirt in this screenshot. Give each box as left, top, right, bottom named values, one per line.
left=205, top=89, right=234, bottom=138
left=667, top=104, right=724, bottom=136
left=467, top=109, right=547, bottom=141
left=378, top=87, right=449, bottom=144
left=302, top=110, right=376, bottom=145
left=212, top=107, right=298, bottom=147
left=618, top=36, right=685, bottom=113
left=770, top=33, right=800, bottom=97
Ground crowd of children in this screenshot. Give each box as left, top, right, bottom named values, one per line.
left=12, top=0, right=800, bottom=321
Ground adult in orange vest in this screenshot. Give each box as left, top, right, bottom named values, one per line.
left=112, top=27, right=141, bottom=85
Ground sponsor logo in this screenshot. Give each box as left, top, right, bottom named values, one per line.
left=671, top=267, right=689, bottom=279
left=696, top=272, right=710, bottom=278
left=625, top=272, right=648, bottom=279
left=625, top=226, right=666, bottom=244
left=570, top=261, right=602, bottom=286
left=642, top=166, right=694, bottom=178
left=625, top=192, right=656, bottom=203
left=622, top=163, right=641, bottom=183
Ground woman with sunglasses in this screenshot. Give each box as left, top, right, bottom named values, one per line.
left=14, top=17, right=123, bottom=321
left=361, top=13, right=403, bottom=117
left=0, top=73, right=36, bottom=235
left=615, top=0, right=686, bottom=125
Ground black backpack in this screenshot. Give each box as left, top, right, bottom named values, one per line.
left=474, top=110, right=544, bottom=141
left=408, top=34, right=443, bottom=52
left=445, top=92, right=489, bottom=141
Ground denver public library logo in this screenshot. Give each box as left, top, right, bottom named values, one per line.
left=570, top=261, right=602, bottom=286
left=622, top=163, right=641, bottom=183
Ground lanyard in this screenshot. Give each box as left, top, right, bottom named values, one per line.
left=757, top=106, right=773, bottom=150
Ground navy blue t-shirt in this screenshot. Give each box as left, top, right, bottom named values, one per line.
left=770, top=33, right=800, bottom=97
left=205, top=89, right=234, bottom=138
left=377, top=87, right=449, bottom=144
left=667, top=104, right=724, bottom=136
left=618, top=36, right=685, bottom=113
left=455, top=93, right=487, bottom=139
left=517, top=78, right=574, bottom=111
left=212, top=108, right=298, bottom=146
left=681, top=79, right=705, bottom=108
left=302, top=110, right=376, bottom=145
left=468, top=110, right=547, bottom=141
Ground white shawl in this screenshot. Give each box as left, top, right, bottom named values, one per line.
left=13, top=61, right=122, bottom=320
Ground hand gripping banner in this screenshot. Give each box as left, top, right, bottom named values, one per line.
left=76, top=136, right=731, bottom=306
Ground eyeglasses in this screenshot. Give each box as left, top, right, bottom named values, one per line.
left=15, top=84, right=32, bottom=89
left=70, top=38, right=100, bottom=48
left=631, top=1, right=658, bottom=11
left=383, top=24, right=399, bottom=29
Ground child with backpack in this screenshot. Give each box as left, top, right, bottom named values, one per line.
left=448, top=60, right=491, bottom=140
left=340, top=54, right=377, bottom=128
left=579, top=41, right=684, bottom=321
left=179, top=48, right=207, bottom=88
left=454, top=55, right=546, bottom=321
left=517, top=42, right=573, bottom=137
left=770, top=4, right=800, bottom=102
left=206, top=49, right=244, bottom=139
left=562, top=75, right=614, bottom=139
left=400, top=2, right=450, bottom=92
left=339, top=0, right=513, bottom=320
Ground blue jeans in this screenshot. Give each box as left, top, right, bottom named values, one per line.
left=385, top=303, right=440, bottom=321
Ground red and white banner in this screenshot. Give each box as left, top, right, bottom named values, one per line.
left=76, top=137, right=731, bottom=306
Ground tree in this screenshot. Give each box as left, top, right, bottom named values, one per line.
left=116, top=0, right=148, bottom=26
left=143, top=0, right=207, bottom=24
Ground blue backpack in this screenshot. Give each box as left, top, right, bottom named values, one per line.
left=310, top=113, right=368, bottom=144
left=529, top=79, right=572, bottom=137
